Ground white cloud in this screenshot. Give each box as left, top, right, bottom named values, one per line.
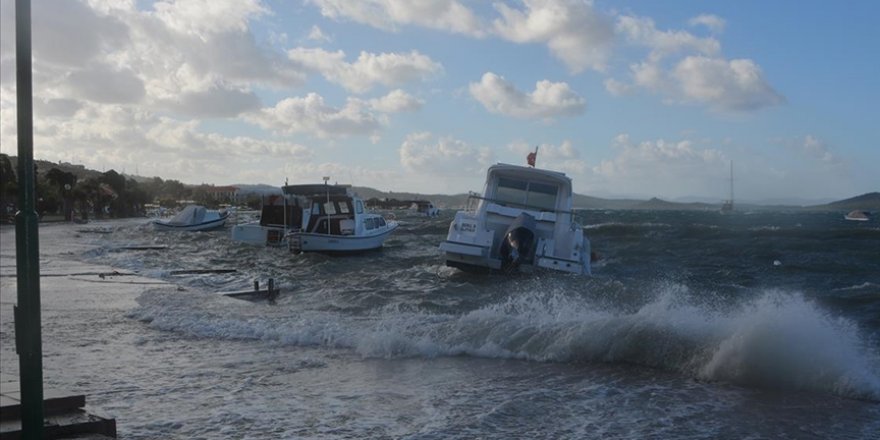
left=309, top=0, right=613, bottom=73
left=604, top=13, right=782, bottom=113
left=308, top=0, right=485, bottom=37
left=469, top=72, right=585, bottom=119
left=603, top=78, right=634, bottom=96
left=689, top=14, right=726, bottom=33
left=65, top=65, right=146, bottom=104
left=616, top=15, right=720, bottom=59
left=492, top=0, right=614, bottom=73
left=366, top=89, right=424, bottom=113
left=153, top=0, right=269, bottom=41
left=0, top=101, right=313, bottom=184
left=673, top=56, right=785, bottom=111
left=288, top=47, right=442, bottom=93
left=169, top=86, right=262, bottom=118
left=587, top=133, right=727, bottom=196
left=399, top=132, right=493, bottom=175
left=307, top=25, right=331, bottom=42
left=247, top=93, right=385, bottom=139
left=0, top=0, right=305, bottom=120
left=779, top=135, right=842, bottom=166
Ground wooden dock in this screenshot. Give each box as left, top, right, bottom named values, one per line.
left=0, top=373, right=116, bottom=439
left=220, top=279, right=280, bottom=303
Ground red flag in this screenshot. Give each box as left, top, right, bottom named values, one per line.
left=527, top=149, right=537, bottom=167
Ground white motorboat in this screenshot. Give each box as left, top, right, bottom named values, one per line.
left=152, top=205, right=229, bottom=231
left=844, top=210, right=871, bottom=221
left=440, top=163, right=592, bottom=275
left=231, top=183, right=398, bottom=253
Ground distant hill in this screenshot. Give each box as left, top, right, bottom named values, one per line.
left=4, top=155, right=876, bottom=211
left=807, top=192, right=880, bottom=211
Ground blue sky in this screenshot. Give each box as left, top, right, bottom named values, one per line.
left=1, top=0, right=877, bottom=201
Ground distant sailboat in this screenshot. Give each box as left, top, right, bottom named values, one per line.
left=720, top=161, right=734, bottom=213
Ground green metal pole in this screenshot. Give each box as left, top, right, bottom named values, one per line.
left=14, top=0, right=45, bottom=437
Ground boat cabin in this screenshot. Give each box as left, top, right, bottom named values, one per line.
left=440, top=163, right=590, bottom=274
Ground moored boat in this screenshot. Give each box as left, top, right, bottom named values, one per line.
left=439, top=163, right=592, bottom=275
left=231, top=182, right=397, bottom=253
left=411, top=200, right=440, bottom=217
left=844, top=210, right=871, bottom=221
left=152, top=205, right=229, bottom=231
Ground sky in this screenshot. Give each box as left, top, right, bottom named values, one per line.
left=0, top=0, right=878, bottom=202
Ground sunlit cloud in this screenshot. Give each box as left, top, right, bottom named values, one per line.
left=469, top=72, right=586, bottom=119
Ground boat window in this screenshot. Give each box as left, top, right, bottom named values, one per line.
left=377, top=217, right=386, bottom=227
left=365, top=217, right=376, bottom=230
left=526, top=182, right=558, bottom=211
left=311, top=203, right=321, bottom=215
left=356, top=201, right=364, bottom=214
left=324, top=201, right=337, bottom=215
left=338, top=202, right=350, bottom=214
left=496, top=178, right=528, bottom=207
left=495, top=177, right=558, bottom=211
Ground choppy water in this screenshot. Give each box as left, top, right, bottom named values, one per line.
left=2, top=209, right=879, bottom=439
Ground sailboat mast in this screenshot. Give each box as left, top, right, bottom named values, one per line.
left=729, top=160, right=734, bottom=203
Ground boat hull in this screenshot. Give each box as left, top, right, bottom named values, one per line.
left=290, top=223, right=398, bottom=253
left=152, top=213, right=228, bottom=232
left=230, top=222, right=287, bottom=246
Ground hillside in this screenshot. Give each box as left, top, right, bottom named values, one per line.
left=3, top=155, right=875, bottom=211
left=807, top=192, right=880, bottom=211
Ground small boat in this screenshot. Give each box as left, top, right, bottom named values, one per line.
left=411, top=200, right=440, bottom=217
left=844, top=210, right=871, bottom=221
left=231, top=182, right=398, bottom=253
left=152, top=205, right=229, bottom=231
left=439, top=163, right=592, bottom=275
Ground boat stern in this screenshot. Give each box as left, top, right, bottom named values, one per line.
left=439, top=211, right=499, bottom=270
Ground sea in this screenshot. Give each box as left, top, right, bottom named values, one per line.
left=1, top=209, right=879, bottom=439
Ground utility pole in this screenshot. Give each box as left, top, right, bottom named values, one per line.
left=14, top=0, right=45, bottom=437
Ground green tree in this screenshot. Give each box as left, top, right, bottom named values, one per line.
left=46, top=168, right=77, bottom=220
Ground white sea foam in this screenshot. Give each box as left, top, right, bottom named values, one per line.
left=129, top=284, right=880, bottom=401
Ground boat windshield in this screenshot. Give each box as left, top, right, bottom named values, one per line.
left=495, top=177, right=558, bottom=211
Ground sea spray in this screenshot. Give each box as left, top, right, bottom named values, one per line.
left=127, top=280, right=879, bottom=401
left=698, top=290, right=880, bottom=400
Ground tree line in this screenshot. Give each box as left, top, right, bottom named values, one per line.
left=1, top=154, right=249, bottom=222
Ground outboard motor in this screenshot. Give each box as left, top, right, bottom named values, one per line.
left=499, top=213, right=537, bottom=272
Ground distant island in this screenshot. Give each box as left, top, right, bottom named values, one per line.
left=2, top=155, right=878, bottom=216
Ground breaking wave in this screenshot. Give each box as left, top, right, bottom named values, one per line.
left=129, top=284, right=880, bottom=402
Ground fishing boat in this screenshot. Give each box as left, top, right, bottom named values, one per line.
left=152, top=205, right=229, bottom=231
left=844, top=210, right=871, bottom=221
left=231, top=181, right=398, bottom=253
left=439, top=163, right=592, bottom=275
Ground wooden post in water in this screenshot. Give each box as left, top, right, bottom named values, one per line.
left=267, top=278, right=277, bottom=303
left=13, top=0, right=45, bottom=437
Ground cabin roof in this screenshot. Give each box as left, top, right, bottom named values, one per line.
left=487, top=163, right=571, bottom=186
left=283, top=184, right=350, bottom=196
